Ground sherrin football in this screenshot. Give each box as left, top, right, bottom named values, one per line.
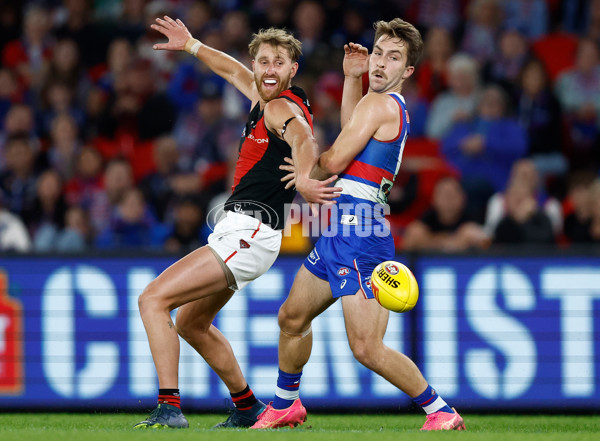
left=371, top=261, right=419, bottom=313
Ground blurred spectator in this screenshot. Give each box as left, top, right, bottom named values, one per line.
left=90, top=156, right=134, bottom=235
left=85, top=38, right=133, bottom=139
left=181, top=1, right=214, bottom=37
left=441, top=84, right=528, bottom=219
left=311, top=71, right=343, bottom=146
left=2, top=4, right=53, bottom=91
left=39, top=79, right=87, bottom=137
left=22, top=168, right=68, bottom=246
left=516, top=57, right=566, bottom=179
left=562, top=170, right=597, bottom=243
left=95, top=38, right=133, bottom=95
left=407, top=0, right=462, bottom=34
left=249, top=0, right=294, bottom=30
left=578, top=177, right=600, bottom=243
left=0, top=68, right=24, bottom=131
left=45, top=112, right=82, bottom=180
left=163, top=194, right=208, bottom=254
left=484, top=159, right=563, bottom=238
left=52, top=0, right=111, bottom=68
left=588, top=0, right=600, bottom=42
left=459, top=0, right=504, bottom=66
left=292, top=0, right=333, bottom=77
left=136, top=1, right=178, bottom=85
left=39, top=37, right=90, bottom=110
left=0, top=188, right=31, bottom=252
left=1, top=102, right=38, bottom=143
left=166, top=27, right=228, bottom=114
left=329, top=5, right=374, bottom=50
left=401, top=76, right=428, bottom=137
left=139, top=135, right=199, bottom=222
left=0, top=2, right=21, bottom=55
left=492, top=181, right=556, bottom=245
left=554, top=37, right=600, bottom=170
left=222, top=9, right=252, bottom=57
left=64, top=144, right=105, bottom=212
left=502, top=0, right=549, bottom=40
left=562, top=0, right=593, bottom=35
left=403, top=176, right=488, bottom=252
left=483, top=28, right=530, bottom=99
left=173, top=84, right=240, bottom=182
left=0, top=134, right=40, bottom=216
left=415, top=26, right=453, bottom=103
left=425, top=53, right=481, bottom=140
left=32, top=204, right=92, bottom=252
left=115, top=0, right=148, bottom=44
left=95, top=186, right=169, bottom=250
left=97, top=58, right=176, bottom=142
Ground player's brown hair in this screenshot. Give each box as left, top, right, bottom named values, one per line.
left=248, top=28, right=302, bottom=63
left=373, top=18, right=424, bottom=67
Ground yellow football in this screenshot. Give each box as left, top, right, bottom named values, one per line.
left=371, top=261, right=419, bottom=313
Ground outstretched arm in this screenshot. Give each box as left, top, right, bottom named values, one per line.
left=341, top=43, right=369, bottom=128
left=152, top=16, right=256, bottom=100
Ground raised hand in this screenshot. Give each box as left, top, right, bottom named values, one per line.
left=151, top=16, right=193, bottom=52
left=343, top=42, right=369, bottom=78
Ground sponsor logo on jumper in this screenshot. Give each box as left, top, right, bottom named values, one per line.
left=247, top=133, right=268, bottom=143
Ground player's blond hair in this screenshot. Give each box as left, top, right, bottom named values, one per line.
left=248, top=28, right=302, bottom=62
left=373, top=18, right=424, bottom=67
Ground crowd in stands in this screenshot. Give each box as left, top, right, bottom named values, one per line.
left=1, top=0, right=600, bottom=255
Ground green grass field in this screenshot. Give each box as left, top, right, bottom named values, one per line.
left=1, top=413, right=599, bottom=441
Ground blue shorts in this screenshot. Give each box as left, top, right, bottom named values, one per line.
left=303, top=229, right=394, bottom=298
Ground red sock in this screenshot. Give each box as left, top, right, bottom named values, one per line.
left=231, top=385, right=257, bottom=411
left=158, top=388, right=181, bottom=408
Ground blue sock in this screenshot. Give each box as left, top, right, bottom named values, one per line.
left=412, top=385, right=454, bottom=414
left=272, top=369, right=302, bottom=409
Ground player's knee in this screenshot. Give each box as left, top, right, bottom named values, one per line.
left=349, top=337, right=378, bottom=368
left=138, top=282, right=167, bottom=316
left=175, top=309, right=210, bottom=341
left=278, top=304, right=309, bottom=335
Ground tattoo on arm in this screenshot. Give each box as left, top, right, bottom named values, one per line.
left=168, top=320, right=174, bottom=329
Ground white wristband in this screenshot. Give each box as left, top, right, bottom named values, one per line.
left=184, top=38, right=202, bottom=56
left=189, top=40, right=202, bottom=56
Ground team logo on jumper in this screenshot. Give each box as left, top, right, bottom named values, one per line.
left=308, top=248, right=320, bottom=265
left=337, top=267, right=350, bottom=276
left=385, top=262, right=399, bottom=275
left=239, top=239, right=250, bottom=249
left=377, top=178, right=394, bottom=204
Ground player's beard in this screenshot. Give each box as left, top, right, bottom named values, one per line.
left=255, top=72, right=289, bottom=102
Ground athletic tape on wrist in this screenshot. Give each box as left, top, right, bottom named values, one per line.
left=185, top=39, right=202, bottom=56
